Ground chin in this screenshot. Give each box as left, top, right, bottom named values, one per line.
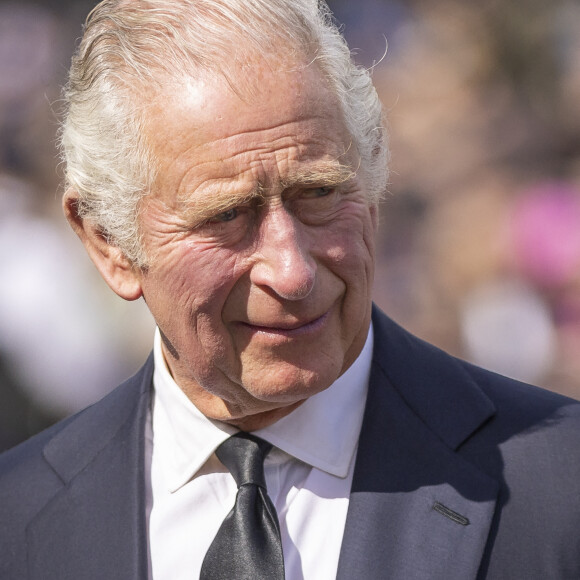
left=244, top=369, right=338, bottom=404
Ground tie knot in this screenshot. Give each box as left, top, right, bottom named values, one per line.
left=216, top=432, right=272, bottom=488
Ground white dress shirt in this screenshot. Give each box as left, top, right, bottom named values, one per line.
left=145, top=325, right=373, bottom=579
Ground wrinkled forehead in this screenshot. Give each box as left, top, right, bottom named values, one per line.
left=140, top=59, right=357, bottom=199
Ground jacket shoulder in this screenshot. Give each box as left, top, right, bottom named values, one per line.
left=0, top=355, right=153, bottom=578
left=0, top=354, right=153, bottom=524
left=371, top=306, right=580, bottom=576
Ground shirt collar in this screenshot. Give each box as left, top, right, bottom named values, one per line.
left=152, top=324, right=373, bottom=492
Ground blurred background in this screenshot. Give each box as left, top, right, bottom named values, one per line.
left=1, top=0, right=579, bottom=450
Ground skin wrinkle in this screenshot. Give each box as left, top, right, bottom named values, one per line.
left=84, top=59, right=378, bottom=430
left=173, top=162, right=356, bottom=232
left=141, top=114, right=361, bottom=258
left=145, top=168, right=374, bottom=404
left=164, top=102, right=338, bottom=167
left=62, top=1, right=388, bottom=270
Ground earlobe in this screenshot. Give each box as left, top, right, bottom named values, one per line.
left=62, top=189, right=144, bottom=301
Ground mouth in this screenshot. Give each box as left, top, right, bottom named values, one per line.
left=239, top=310, right=330, bottom=338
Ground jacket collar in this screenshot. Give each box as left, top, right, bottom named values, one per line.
left=337, top=307, right=499, bottom=579
left=369, top=306, right=496, bottom=450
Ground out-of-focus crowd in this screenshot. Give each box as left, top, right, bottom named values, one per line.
left=354, top=0, right=580, bottom=401
left=1, top=0, right=579, bottom=450
left=0, top=0, right=155, bottom=449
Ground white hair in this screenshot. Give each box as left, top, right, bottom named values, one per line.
left=60, top=0, right=388, bottom=266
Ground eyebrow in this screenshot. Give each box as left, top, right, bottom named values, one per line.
left=281, top=161, right=356, bottom=189
left=177, top=160, right=356, bottom=226
left=177, top=186, right=262, bottom=226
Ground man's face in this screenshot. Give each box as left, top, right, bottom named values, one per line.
left=136, top=62, right=378, bottom=428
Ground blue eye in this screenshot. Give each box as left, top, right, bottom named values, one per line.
left=306, top=187, right=334, bottom=198
left=215, top=208, right=238, bottom=222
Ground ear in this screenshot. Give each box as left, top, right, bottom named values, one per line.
left=63, top=189, right=143, bottom=301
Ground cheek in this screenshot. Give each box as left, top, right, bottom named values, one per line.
left=143, top=245, right=248, bottom=379
left=319, top=206, right=377, bottom=270
left=144, top=241, right=246, bottom=324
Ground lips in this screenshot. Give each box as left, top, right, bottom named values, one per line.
left=239, top=310, right=330, bottom=337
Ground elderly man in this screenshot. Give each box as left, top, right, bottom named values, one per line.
left=1, top=1, right=580, bottom=578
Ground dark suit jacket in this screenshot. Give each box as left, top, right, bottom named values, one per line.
left=2, top=306, right=580, bottom=579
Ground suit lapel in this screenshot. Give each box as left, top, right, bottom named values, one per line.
left=26, top=355, right=154, bottom=580
left=338, top=310, right=499, bottom=580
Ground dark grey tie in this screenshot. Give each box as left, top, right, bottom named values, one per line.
left=200, top=432, right=285, bottom=580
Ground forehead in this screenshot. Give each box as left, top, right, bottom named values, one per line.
left=143, top=61, right=355, bottom=198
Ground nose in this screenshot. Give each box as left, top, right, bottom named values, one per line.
left=250, top=206, right=316, bottom=301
